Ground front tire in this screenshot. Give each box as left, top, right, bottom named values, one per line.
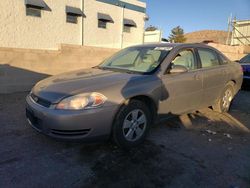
left=212, top=82, right=235, bottom=113
left=112, top=100, right=151, bottom=149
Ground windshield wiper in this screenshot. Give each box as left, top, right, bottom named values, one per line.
left=95, top=66, right=110, bottom=70
left=96, top=66, right=143, bottom=74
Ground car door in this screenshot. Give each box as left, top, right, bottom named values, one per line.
left=159, top=48, right=203, bottom=115
left=197, top=48, right=229, bottom=107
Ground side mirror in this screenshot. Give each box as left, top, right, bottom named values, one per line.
left=170, top=65, right=188, bottom=74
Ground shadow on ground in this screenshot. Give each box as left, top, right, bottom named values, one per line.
left=78, top=141, right=183, bottom=188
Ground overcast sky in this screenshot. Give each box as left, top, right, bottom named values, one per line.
left=141, top=0, right=250, bottom=38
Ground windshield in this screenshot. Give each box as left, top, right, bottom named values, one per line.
left=240, top=54, right=250, bottom=64
left=99, top=46, right=172, bottom=73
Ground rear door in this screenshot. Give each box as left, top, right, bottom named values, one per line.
left=197, top=48, right=229, bottom=107
left=159, top=48, right=203, bottom=115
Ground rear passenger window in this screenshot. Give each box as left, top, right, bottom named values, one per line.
left=198, top=49, right=220, bottom=68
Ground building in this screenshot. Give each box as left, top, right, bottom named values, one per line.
left=230, top=19, right=250, bottom=46
left=0, top=0, right=146, bottom=50
left=144, top=30, right=163, bottom=43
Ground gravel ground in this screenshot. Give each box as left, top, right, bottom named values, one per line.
left=0, top=90, right=250, bottom=188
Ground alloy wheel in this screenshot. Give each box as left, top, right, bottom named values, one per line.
left=222, top=88, right=233, bottom=110
left=122, top=109, right=147, bottom=142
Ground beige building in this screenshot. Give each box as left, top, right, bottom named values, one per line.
left=230, top=19, right=250, bottom=46
left=0, top=0, right=146, bottom=50
left=144, top=30, right=163, bottom=43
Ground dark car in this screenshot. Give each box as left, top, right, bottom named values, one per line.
left=26, top=43, right=243, bottom=148
left=239, top=54, right=250, bottom=87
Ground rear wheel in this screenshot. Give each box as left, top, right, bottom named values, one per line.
left=112, top=100, right=151, bottom=149
left=212, top=82, right=235, bottom=113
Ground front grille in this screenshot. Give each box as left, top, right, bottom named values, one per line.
left=50, top=129, right=91, bottom=137
left=30, top=93, right=51, bottom=108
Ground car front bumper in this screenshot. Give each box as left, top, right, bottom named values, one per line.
left=25, top=95, right=118, bottom=141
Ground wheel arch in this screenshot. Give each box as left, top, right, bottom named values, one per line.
left=228, top=80, right=236, bottom=95
left=129, top=95, right=158, bottom=122
left=112, top=94, right=158, bottom=127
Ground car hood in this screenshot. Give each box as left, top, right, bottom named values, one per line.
left=32, top=68, right=138, bottom=103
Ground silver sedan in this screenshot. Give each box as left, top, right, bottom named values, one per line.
left=26, top=43, right=243, bottom=148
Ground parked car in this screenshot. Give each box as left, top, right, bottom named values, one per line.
left=239, top=54, right=250, bottom=87
left=26, top=43, right=243, bottom=148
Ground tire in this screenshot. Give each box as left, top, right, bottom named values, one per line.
left=212, top=82, right=235, bottom=113
left=112, top=99, right=151, bottom=149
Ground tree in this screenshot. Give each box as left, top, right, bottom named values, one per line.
left=169, top=26, right=186, bottom=43
left=145, top=25, right=158, bottom=31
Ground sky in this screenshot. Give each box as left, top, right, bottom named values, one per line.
left=141, top=0, right=250, bottom=38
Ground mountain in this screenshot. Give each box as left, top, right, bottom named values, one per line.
left=184, top=30, right=229, bottom=44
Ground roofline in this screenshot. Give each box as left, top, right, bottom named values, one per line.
left=232, top=19, right=250, bottom=23
left=129, top=42, right=210, bottom=48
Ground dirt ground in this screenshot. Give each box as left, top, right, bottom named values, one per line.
left=0, top=90, right=250, bottom=188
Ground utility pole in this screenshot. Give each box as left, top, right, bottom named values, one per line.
left=226, top=13, right=232, bottom=45
left=120, top=4, right=125, bottom=49
left=81, top=0, right=84, bottom=46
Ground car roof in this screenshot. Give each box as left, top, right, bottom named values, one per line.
left=131, top=42, right=230, bottom=61
left=132, top=42, right=210, bottom=49
left=132, top=42, right=227, bottom=57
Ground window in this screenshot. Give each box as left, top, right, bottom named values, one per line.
left=65, top=6, right=84, bottom=24
left=66, top=14, right=78, bottom=24
left=111, top=51, right=140, bottom=66
left=240, top=54, right=250, bottom=63
left=25, top=0, right=46, bottom=17
left=219, top=54, right=229, bottom=65
left=172, top=50, right=195, bottom=70
left=97, top=13, right=113, bottom=29
left=123, top=26, right=131, bottom=33
left=123, top=19, right=136, bottom=33
left=98, top=20, right=107, bottom=29
left=198, top=49, right=220, bottom=68
left=100, top=47, right=170, bottom=73
left=26, top=7, right=41, bottom=17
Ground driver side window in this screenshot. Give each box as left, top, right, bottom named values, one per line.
left=172, top=49, right=195, bottom=70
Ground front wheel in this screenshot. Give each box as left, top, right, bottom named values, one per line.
left=112, top=100, right=151, bottom=149
left=212, top=83, right=235, bottom=113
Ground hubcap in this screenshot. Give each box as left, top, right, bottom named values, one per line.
left=122, top=109, right=147, bottom=142
left=222, top=89, right=233, bottom=110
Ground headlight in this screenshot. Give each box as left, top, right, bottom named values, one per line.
left=56, top=92, right=107, bottom=110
